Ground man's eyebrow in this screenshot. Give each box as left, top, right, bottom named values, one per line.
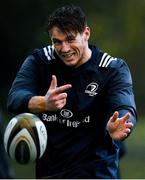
left=51, top=38, right=61, bottom=42
left=51, top=33, right=76, bottom=42
left=66, top=35, right=76, bottom=40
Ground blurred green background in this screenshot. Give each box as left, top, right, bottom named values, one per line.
left=1, top=0, right=145, bottom=178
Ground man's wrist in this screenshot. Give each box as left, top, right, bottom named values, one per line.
left=28, top=96, right=46, bottom=113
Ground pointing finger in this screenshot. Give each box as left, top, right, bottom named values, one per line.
left=54, top=84, right=72, bottom=94
left=49, top=75, right=57, bottom=89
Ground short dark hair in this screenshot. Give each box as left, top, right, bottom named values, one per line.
left=47, top=5, right=87, bottom=35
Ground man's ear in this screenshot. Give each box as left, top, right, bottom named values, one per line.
left=83, top=26, right=90, bottom=41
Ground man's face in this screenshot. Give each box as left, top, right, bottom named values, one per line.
left=50, top=26, right=90, bottom=68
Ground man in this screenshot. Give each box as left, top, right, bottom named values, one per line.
left=7, top=5, right=137, bottom=179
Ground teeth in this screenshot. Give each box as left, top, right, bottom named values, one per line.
left=62, top=53, right=73, bottom=58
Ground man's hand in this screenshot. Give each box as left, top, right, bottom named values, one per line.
left=28, top=75, right=72, bottom=113
left=107, top=111, right=134, bottom=141
left=45, top=75, right=72, bottom=111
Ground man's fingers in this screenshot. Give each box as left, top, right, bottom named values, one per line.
left=126, top=121, right=133, bottom=129
left=122, top=112, right=131, bottom=123
left=49, top=75, right=57, bottom=89
left=124, top=128, right=131, bottom=134
left=111, top=112, right=131, bottom=124
left=49, top=75, right=72, bottom=94
left=54, top=84, right=72, bottom=94
left=110, top=111, right=119, bottom=122
left=56, top=93, right=68, bottom=100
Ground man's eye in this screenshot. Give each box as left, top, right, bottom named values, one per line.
left=68, top=39, right=74, bottom=43
left=67, top=38, right=75, bottom=43
left=53, top=41, right=61, bottom=45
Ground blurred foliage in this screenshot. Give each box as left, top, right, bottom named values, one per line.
left=1, top=0, right=145, bottom=114
left=120, top=117, right=145, bottom=178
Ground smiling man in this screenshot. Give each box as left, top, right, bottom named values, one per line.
left=7, top=4, right=137, bottom=179
left=50, top=26, right=91, bottom=68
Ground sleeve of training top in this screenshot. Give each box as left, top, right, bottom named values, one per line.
left=7, top=55, right=42, bottom=114
left=105, top=58, right=137, bottom=126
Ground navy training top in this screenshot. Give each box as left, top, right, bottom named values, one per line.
left=7, top=45, right=137, bottom=178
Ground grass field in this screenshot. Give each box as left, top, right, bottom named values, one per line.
left=11, top=118, right=145, bottom=179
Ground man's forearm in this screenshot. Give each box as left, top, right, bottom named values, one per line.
left=28, top=96, right=47, bottom=113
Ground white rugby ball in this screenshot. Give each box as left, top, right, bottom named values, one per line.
left=4, top=113, right=47, bottom=164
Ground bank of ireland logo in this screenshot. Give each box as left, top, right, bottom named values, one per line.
left=85, top=82, right=98, bottom=96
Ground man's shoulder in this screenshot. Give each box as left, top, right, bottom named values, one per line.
left=91, top=46, right=125, bottom=69
left=32, top=45, right=56, bottom=63
left=98, top=51, right=125, bottom=69
left=95, top=49, right=131, bottom=81
left=99, top=52, right=124, bottom=68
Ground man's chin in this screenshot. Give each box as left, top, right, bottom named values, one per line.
left=62, top=59, right=76, bottom=67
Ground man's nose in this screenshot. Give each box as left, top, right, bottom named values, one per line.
left=61, top=41, right=70, bottom=52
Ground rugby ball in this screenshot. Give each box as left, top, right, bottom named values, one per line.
left=4, top=113, right=47, bottom=164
